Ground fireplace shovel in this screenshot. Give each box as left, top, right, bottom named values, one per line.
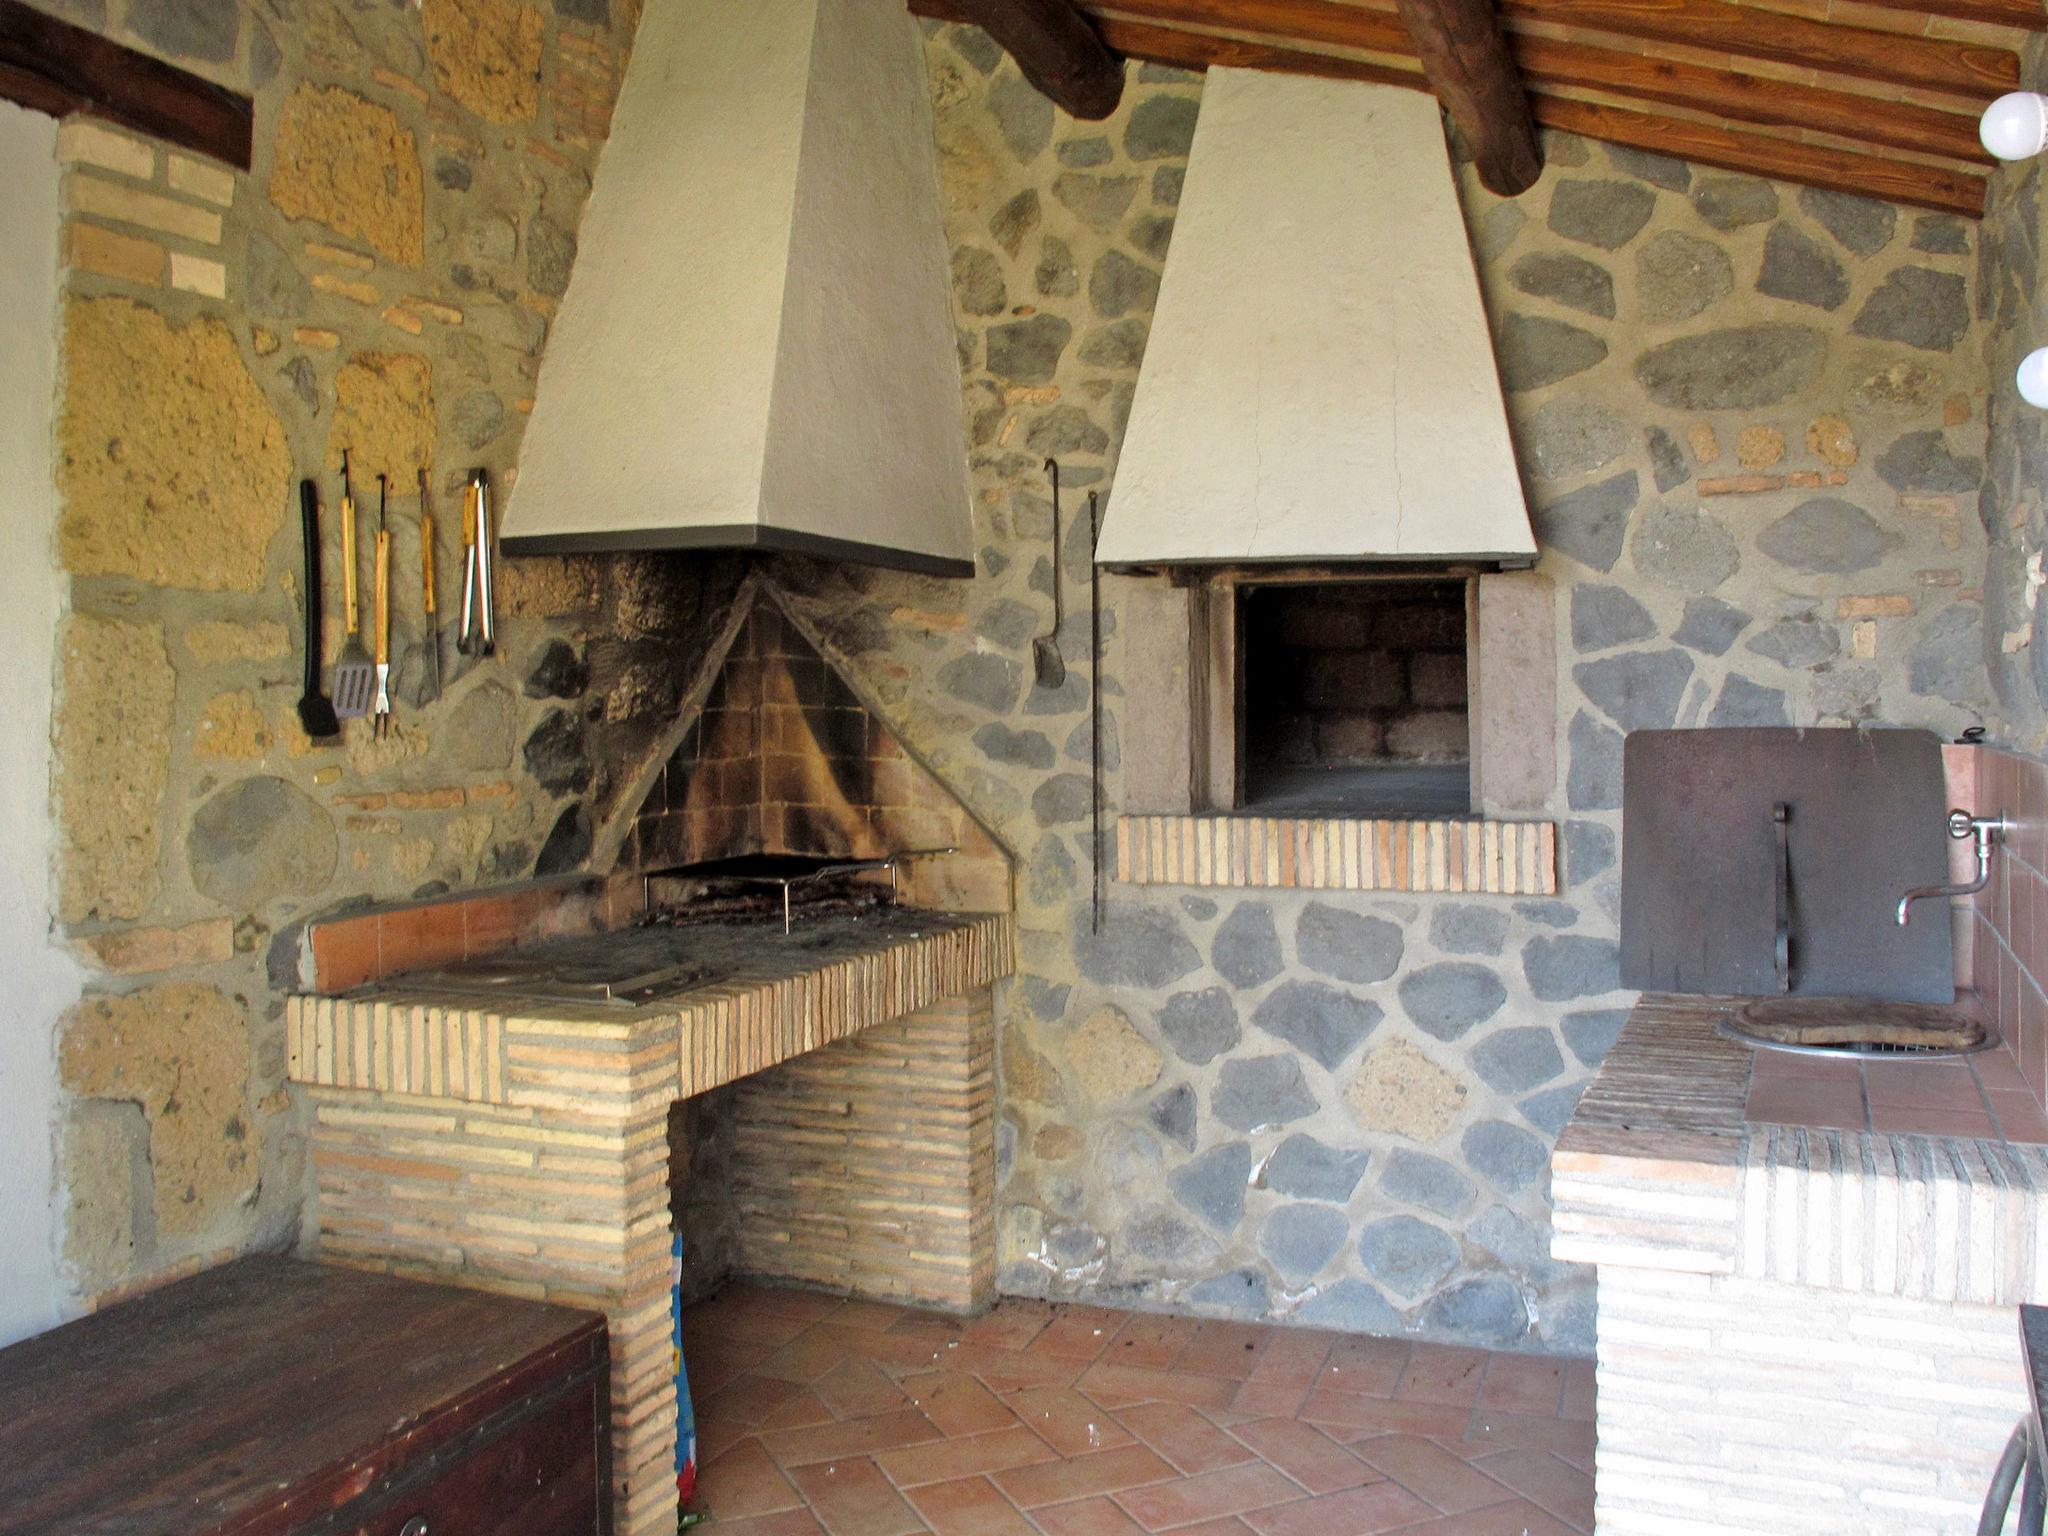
left=1033, top=457, right=1068, bottom=691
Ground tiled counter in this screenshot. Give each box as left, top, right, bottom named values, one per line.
left=1553, top=995, right=2048, bottom=1535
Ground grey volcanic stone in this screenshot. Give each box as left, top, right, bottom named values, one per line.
left=131, top=0, right=238, bottom=60
left=1800, top=186, right=1896, bottom=257
left=1519, top=399, right=1629, bottom=480
left=1091, top=250, right=1160, bottom=318
left=1046, top=1222, right=1105, bottom=1270
left=1636, top=231, right=1732, bottom=323
left=1565, top=820, right=1617, bottom=884
left=189, top=777, right=337, bottom=906
left=1170, top=1141, right=1252, bottom=1232
left=1381, top=1150, right=1475, bottom=1216
left=1497, top=314, right=1608, bottom=392
left=1854, top=268, right=1968, bottom=352
left=1399, top=962, right=1507, bottom=1042
left=1424, top=1277, right=1530, bottom=1345
left=524, top=639, right=588, bottom=699
left=1517, top=900, right=1578, bottom=929
left=1152, top=166, right=1183, bottom=206
left=1080, top=318, right=1149, bottom=369
left=939, top=652, right=1024, bottom=711
left=1548, top=179, right=1656, bottom=249
left=1508, top=252, right=1615, bottom=320
left=1758, top=498, right=1890, bottom=574
left=1293, top=1279, right=1403, bottom=1334
left=1123, top=1209, right=1220, bottom=1270
left=972, top=595, right=1034, bottom=647
left=1052, top=173, right=1139, bottom=232
left=1674, top=596, right=1751, bottom=655
left=1692, top=176, right=1778, bottom=231
left=1567, top=710, right=1623, bottom=811
left=1212, top=1056, right=1319, bottom=1132
left=953, top=247, right=1006, bottom=315
left=1533, top=471, right=1637, bottom=573
left=1155, top=1081, right=1196, bottom=1155
left=1251, top=981, right=1382, bottom=1070
left=1757, top=223, right=1848, bottom=311
left=1296, top=903, right=1404, bottom=984
left=1574, top=649, right=1694, bottom=730
left=247, top=231, right=309, bottom=319
left=1876, top=430, right=1982, bottom=493
left=1025, top=405, right=1108, bottom=456
left=1562, top=1008, right=1628, bottom=1067
left=1267, top=1135, right=1370, bottom=1202
left=1057, top=136, right=1111, bottom=168
left=449, top=390, right=505, bottom=450
left=1477, top=202, right=1528, bottom=262
left=1911, top=604, right=1982, bottom=698
left=1032, top=773, right=1093, bottom=827
left=1519, top=1084, right=1587, bottom=1137
left=974, top=722, right=1055, bottom=769
left=1126, top=94, right=1198, bottom=160
left=526, top=216, right=576, bottom=297
left=1260, top=1204, right=1349, bottom=1280
left=1430, top=904, right=1510, bottom=957
left=1607, top=144, right=1690, bottom=191
left=987, top=314, right=1072, bottom=383
left=534, top=806, right=591, bottom=877
left=1707, top=675, right=1790, bottom=726
left=1748, top=618, right=1839, bottom=668
left=523, top=709, right=590, bottom=794
left=1130, top=215, right=1174, bottom=261
left=1913, top=214, right=1970, bottom=255
left=1632, top=503, right=1739, bottom=593
left=1636, top=324, right=1825, bottom=409
left=1035, top=237, right=1079, bottom=298
left=1360, top=1215, right=1460, bottom=1297
left=990, top=190, right=1039, bottom=254
left=1159, top=987, right=1239, bottom=1065
left=1186, top=1270, right=1269, bottom=1316
left=1076, top=903, right=1202, bottom=988
left=1214, top=903, right=1283, bottom=988
left=989, top=71, right=1053, bottom=160
left=1472, top=1027, right=1566, bottom=1094
left=1463, top=1119, right=1549, bottom=1192
left=1647, top=427, right=1690, bottom=493
left=1524, top=935, right=1622, bottom=1001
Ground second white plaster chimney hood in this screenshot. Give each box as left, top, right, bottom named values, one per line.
left=501, top=0, right=975, bottom=576
left=1095, top=69, right=1538, bottom=571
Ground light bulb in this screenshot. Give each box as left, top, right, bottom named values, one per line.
left=1981, top=91, right=2048, bottom=160
left=2020, top=348, right=2048, bottom=408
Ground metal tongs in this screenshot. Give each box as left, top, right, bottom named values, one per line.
left=457, top=468, right=496, bottom=657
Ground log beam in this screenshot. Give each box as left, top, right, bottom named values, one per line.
left=1392, top=0, right=1541, bottom=196
left=947, top=0, right=1126, bottom=118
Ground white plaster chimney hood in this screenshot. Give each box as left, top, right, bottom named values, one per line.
left=1095, top=69, right=1538, bottom=570
left=501, top=0, right=975, bottom=576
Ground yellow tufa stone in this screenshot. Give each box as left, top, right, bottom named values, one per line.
left=329, top=352, right=437, bottom=490
left=55, top=614, right=173, bottom=923
left=423, top=0, right=545, bottom=124
left=194, top=690, right=270, bottom=760
left=1032, top=1122, right=1083, bottom=1161
left=1064, top=1005, right=1161, bottom=1102
left=1736, top=426, right=1785, bottom=470
left=73, top=916, right=235, bottom=975
left=1346, top=1038, right=1468, bottom=1142
left=1806, top=413, right=1858, bottom=467
left=60, top=1105, right=138, bottom=1293
left=56, top=298, right=291, bottom=593
left=1687, top=423, right=1720, bottom=465
left=270, top=84, right=425, bottom=266
left=184, top=620, right=291, bottom=665
left=59, top=982, right=257, bottom=1239
left=1001, top=1029, right=1061, bottom=1107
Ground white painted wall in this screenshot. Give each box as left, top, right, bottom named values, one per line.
left=1097, top=71, right=1538, bottom=567
left=0, top=99, right=84, bottom=1347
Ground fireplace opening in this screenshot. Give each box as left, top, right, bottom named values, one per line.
left=1238, top=579, right=1471, bottom=816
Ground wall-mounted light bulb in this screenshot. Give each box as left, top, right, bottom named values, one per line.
left=1982, top=91, right=2048, bottom=160
left=2019, top=348, right=2048, bottom=408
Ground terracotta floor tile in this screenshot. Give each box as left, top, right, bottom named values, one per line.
left=1079, top=1361, right=1238, bottom=1411
left=1228, top=1380, right=1308, bottom=1420
left=1394, top=1344, right=1490, bottom=1406
left=700, top=1437, right=805, bottom=1520
left=1473, top=1449, right=1594, bottom=1533
left=758, top=1327, right=859, bottom=1385
left=786, top=1457, right=926, bottom=1536
left=966, top=1299, right=1059, bottom=1350
left=1390, top=1497, right=1579, bottom=1536
left=1117, top=1401, right=1258, bottom=1474
left=1479, top=1354, right=1565, bottom=1416
left=705, top=1372, right=816, bottom=1428
left=1166, top=1520, right=1255, bottom=1536
left=1460, top=1409, right=1596, bottom=1462
left=834, top=1327, right=968, bottom=1378
left=876, top=1426, right=1060, bottom=1488
left=758, top=1388, right=840, bottom=1434
left=1239, top=1479, right=1435, bottom=1536
left=761, top=1408, right=943, bottom=1468
left=1863, top=1059, right=1977, bottom=1106
left=902, top=1475, right=1036, bottom=1536
left=1248, top=1329, right=1338, bottom=1389
left=687, top=1332, right=788, bottom=1391
left=1302, top=1390, right=1472, bottom=1439
left=1113, top=1463, right=1303, bottom=1531
left=1317, top=1336, right=1410, bottom=1397
left=1351, top=1433, right=1513, bottom=1514
left=1867, top=1103, right=1997, bottom=1138
left=814, top=1358, right=914, bottom=1419
left=1990, top=1088, right=2048, bottom=1143
left=1008, top=1387, right=1138, bottom=1458
left=697, top=1509, right=827, bottom=1535
left=1033, top=1306, right=1134, bottom=1361
left=942, top=1342, right=1087, bottom=1393
left=1028, top=1495, right=1150, bottom=1535
left=1176, top=1321, right=1272, bottom=1381
left=1103, top=1314, right=1202, bottom=1369
left=886, top=1313, right=970, bottom=1347
left=994, top=1444, right=1179, bottom=1509
left=825, top=1300, right=915, bottom=1334
left=1226, top=1418, right=1380, bottom=1496
left=903, top=1370, right=1020, bottom=1438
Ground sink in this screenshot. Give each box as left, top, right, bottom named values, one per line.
left=1718, top=993, right=1996, bottom=1061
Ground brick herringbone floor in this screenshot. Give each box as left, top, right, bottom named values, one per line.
left=681, top=1287, right=1594, bottom=1536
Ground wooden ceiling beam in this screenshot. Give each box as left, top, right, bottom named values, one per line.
left=945, top=0, right=1127, bottom=117
left=1392, top=0, right=1542, bottom=195
left=1807, top=0, right=2044, bottom=33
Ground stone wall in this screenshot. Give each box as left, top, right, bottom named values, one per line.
left=765, top=25, right=1994, bottom=1353
left=30, top=0, right=742, bottom=1307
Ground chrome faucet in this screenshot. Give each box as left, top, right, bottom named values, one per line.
left=1896, top=809, right=2010, bottom=925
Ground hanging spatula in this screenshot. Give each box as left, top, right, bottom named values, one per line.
left=1033, top=457, right=1068, bottom=691
left=330, top=450, right=375, bottom=720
